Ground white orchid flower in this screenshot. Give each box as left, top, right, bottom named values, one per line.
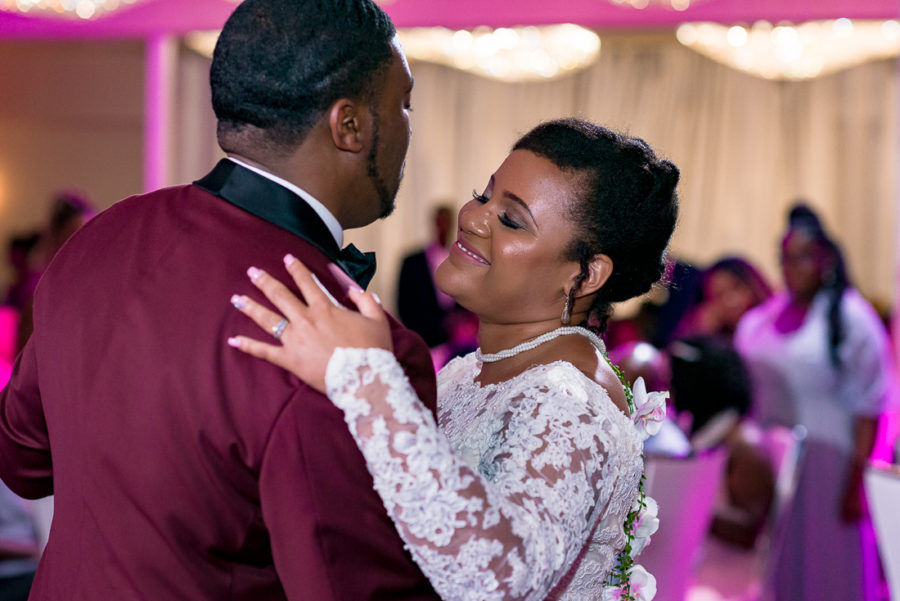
left=627, top=565, right=657, bottom=601
left=631, top=377, right=668, bottom=441
left=601, top=565, right=657, bottom=601
left=629, top=495, right=659, bottom=558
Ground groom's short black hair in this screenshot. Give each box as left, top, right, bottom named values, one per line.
left=211, top=0, right=397, bottom=152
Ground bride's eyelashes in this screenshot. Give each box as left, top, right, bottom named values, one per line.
left=498, top=214, right=523, bottom=230
left=471, top=190, right=524, bottom=230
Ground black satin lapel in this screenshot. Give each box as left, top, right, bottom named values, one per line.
left=194, top=160, right=342, bottom=262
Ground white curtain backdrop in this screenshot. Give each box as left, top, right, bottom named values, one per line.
left=176, top=33, right=898, bottom=313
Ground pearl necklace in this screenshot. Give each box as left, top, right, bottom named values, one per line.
left=475, top=326, right=607, bottom=363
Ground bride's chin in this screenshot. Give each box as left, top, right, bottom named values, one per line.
left=433, top=262, right=456, bottom=295
left=434, top=266, right=476, bottom=313
left=434, top=281, right=462, bottom=306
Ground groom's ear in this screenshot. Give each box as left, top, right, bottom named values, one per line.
left=328, top=99, right=366, bottom=153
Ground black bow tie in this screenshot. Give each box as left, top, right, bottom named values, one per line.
left=339, top=243, right=377, bottom=290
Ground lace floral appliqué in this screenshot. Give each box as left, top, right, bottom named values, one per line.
left=326, top=348, right=652, bottom=601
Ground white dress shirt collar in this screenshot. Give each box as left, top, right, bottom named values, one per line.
left=227, top=157, right=343, bottom=248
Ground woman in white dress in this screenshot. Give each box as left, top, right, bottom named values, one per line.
left=734, top=204, right=898, bottom=601
left=228, top=119, right=678, bottom=601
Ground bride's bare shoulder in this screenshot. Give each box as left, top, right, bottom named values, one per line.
left=548, top=336, right=630, bottom=415
left=591, top=358, right=629, bottom=415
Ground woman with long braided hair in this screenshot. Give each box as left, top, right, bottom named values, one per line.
left=735, top=203, right=898, bottom=601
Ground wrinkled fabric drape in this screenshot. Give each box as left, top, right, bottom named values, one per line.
left=176, top=33, right=898, bottom=311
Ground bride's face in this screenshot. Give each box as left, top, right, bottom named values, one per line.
left=434, top=149, right=583, bottom=325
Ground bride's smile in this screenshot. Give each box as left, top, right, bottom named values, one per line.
left=450, top=238, right=490, bottom=266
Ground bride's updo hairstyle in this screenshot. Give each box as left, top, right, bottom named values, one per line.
left=513, top=118, right=679, bottom=332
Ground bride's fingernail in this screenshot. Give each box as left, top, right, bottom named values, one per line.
left=371, top=292, right=382, bottom=305
left=247, top=267, right=262, bottom=281
left=230, top=294, right=246, bottom=309
left=284, top=254, right=297, bottom=266
left=227, top=337, right=241, bottom=348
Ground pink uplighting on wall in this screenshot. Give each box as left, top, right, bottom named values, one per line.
left=143, top=34, right=174, bottom=192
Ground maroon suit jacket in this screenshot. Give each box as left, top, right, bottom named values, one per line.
left=0, top=161, right=441, bottom=601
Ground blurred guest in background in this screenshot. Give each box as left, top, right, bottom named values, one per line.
left=735, top=203, right=898, bottom=601
left=669, top=335, right=752, bottom=444
left=1, top=234, right=40, bottom=364
left=3, top=233, right=40, bottom=312
left=676, top=256, right=772, bottom=344
left=610, top=340, right=689, bottom=457
left=669, top=335, right=775, bottom=549
left=604, top=299, right=662, bottom=350
left=14, top=192, right=95, bottom=353
left=0, top=480, right=39, bottom=601
left=606, top=257, right=703, bottom=350
left=42, top=192, right=96, bottom=259
left=397, top=203, right=476, bottom=365
left=651, top=257, right=703, bottom=348
left=397, top=204, right=455, bottom=347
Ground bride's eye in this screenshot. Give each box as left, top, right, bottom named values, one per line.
left=499, top=213, right=522, bottom=230
left=472, top=190, right=489, bottom=204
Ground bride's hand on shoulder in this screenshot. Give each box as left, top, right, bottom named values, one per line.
left=227, top=253, right=392, bottom=393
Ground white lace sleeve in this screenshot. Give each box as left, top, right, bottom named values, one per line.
left=325, top=347, right=628, bottom=601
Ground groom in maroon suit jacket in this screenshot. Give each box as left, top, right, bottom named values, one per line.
left=0, top=1, right=441, bottom=600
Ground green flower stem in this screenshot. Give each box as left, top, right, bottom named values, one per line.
left=603, top=354, right=648, bottom=601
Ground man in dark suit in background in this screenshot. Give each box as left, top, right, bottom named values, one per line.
left=397, top=205, right=477, bottom=365
left=397, top=205, right=455, bottom=348
left=0, top=1, right=440, bottom=600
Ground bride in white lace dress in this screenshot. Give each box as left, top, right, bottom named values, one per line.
left=228, top=119, right=679, bottom=601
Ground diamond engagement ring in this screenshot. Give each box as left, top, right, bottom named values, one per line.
left=271, top=318, right=289, bottom=340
